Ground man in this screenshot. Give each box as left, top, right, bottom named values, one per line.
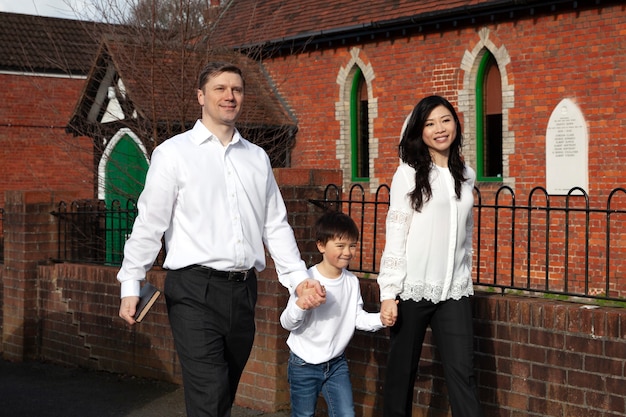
left=117, top=62, right=325, bottom=417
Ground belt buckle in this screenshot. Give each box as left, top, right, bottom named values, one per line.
left=228, top=270, right=247, bottom=282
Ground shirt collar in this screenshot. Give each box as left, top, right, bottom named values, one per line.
left=190, top=120, right=243, bottom=146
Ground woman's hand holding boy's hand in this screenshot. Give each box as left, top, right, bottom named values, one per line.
left=380, top=299, right=398, bottom=327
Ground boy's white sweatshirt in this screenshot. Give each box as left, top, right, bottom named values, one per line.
left=280, top=265, right=384, bottom=364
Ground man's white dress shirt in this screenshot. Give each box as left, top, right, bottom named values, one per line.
left=117, top=120, right=308, bottom=297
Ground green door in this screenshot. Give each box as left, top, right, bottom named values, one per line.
left=104, top=133, right=148, bottom=264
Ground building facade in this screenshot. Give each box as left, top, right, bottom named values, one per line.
left=211, top=0, right=626, bottom=202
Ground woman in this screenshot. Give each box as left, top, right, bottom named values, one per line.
left=378, top=95, right=484, bottom=417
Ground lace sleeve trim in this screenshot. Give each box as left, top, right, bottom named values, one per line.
left=386, top=208, right=411, bottom=229
left=380, top=255, right=406, bottom=271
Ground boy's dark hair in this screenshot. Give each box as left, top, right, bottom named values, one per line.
left=315, top=211, right=359, bottom=245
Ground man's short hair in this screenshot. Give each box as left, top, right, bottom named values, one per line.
left=198, top=62, right=244, bottom=90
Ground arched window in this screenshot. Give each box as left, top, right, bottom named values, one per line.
left=350, top=67, right=369, bottom=181
left=476, top=51, right=503, bottom=180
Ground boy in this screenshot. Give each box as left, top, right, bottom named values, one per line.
left=280, top=211, right=387, bottom=417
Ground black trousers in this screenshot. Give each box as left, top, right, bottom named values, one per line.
left=383, top=296, right=484, bottom=417
left=165, top=267, right=257, bottom=417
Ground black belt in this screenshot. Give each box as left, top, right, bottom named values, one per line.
left=188, top=265, right=253, bottom=282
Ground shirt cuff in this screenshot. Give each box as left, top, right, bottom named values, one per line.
left=120, top=279, right=141, bottom=298
left=290, top=301, right=307, bottom=316
left=286, top=271, right=311, bottom=294
left=379, top=290, right=398, bottom=302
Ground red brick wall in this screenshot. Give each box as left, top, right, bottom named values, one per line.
left=37, top=263, right=178, bottom=380
left=1, top=190, right=82, bottom=359
left=348, top=282, right=626, bottom=417
left=12, top=264, right=626, bottom=417
left=0, top=74, right=94, bottom=208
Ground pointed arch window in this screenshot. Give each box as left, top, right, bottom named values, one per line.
left=476, top=51, right=503, bottom=180
left=350, top=67, right=369, bottom=181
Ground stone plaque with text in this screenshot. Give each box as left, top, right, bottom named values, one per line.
left=545, top=98, right=588, bottom=194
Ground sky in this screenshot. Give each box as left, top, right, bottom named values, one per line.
left=0, top=0, right=126, bottom=21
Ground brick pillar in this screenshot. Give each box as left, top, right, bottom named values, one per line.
left=2, top=190, right=76, bottom=360
left=235, top=168, right=342, bottom=412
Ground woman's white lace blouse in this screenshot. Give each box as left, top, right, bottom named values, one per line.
left=377, top=163, right=476, bottom=304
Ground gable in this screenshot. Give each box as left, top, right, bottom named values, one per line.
left=66, top=38, right=298, bottom=168
left=68, top=40, right=296, bottom=137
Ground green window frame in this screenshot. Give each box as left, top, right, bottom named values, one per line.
left=350, top=67, right=369, bottom=182
left=476, top=51, right=503, bottom=181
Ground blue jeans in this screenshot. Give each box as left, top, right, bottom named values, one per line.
left=288, top=352, right=355, bottom=417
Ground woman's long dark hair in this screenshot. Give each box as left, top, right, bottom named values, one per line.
left=399, top=95, right=467, bottom=211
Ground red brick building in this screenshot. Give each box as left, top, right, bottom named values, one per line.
left=2, top=0, right=625, bottom=299
left=0, top=10, right=300, bottom=210
left=0, top=13, right=102, bottom=208
left=210, top=0, right=626, bottom=202
left=2, top=1, right=625, bottom=207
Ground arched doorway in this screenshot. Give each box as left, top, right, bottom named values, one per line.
left=99, top=128, right=149, bottom=264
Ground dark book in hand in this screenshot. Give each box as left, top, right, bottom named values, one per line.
left=134, top=282, right=162, bottom=323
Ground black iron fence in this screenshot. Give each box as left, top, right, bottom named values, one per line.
left=51, top=199, right=165, bottom=267
left=48, top=184, right=626, bottom=303
left=471, top=186, right=626, bottom=303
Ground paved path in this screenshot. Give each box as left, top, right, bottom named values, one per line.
left=0, top=359, right=289, bottom=417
